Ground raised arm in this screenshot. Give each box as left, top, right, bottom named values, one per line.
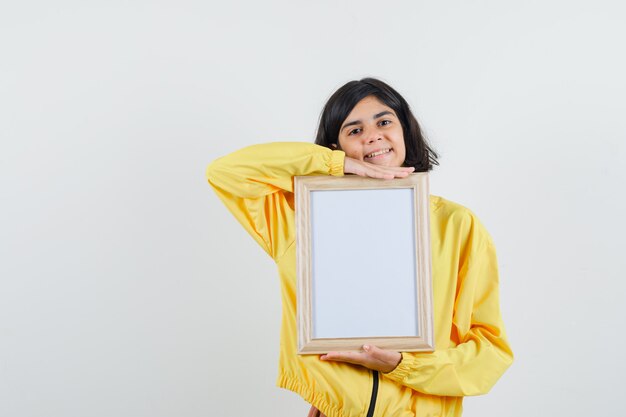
left=206, top=142, right=345, bottom=260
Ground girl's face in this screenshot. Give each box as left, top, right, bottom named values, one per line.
left=337, top=95, right=406, bottom=167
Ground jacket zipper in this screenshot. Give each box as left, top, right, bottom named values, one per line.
left=365, top=370, right=379, bottom=417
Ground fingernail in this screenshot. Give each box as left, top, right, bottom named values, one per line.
left=363, top=345, right=370, bottom=351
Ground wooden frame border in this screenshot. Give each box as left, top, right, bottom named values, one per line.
left=295, top=174, right=434, bottom=354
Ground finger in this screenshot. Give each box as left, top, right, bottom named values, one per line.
left=357, top=168, right=392, bottom=180
left=365, top=169, right=401, bottom=180
left=364, top=344, right=385, bottom=356
left=320, top=351, right=369, bottom=366
left=307, top=405, right=319, bottom=417
left=354, top=165, right=395, bottom=180
left=363, top=165, right=414, bottom=179
left=349, top=162, right=414, bottom=179
left=365, top=163, right=414, bottom=172
left=363, top=345, right=402, bottom=372
left=363, top=345, right=391, bottom=363
left=380, top=166, right=415, bottom=172
left=346, top=158, right=414, bottom=178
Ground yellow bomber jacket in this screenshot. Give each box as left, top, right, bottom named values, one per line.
left=206, top=142, right=513, bottom=417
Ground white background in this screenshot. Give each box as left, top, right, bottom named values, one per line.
left=1, top=1, right=625, bottom=416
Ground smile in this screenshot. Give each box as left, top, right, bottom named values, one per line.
left=364, top=148, right=392, bottom=159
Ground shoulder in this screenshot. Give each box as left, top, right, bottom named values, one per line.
left=430, top=194, right=480, bottom=227
left=430, top=194, right=472, bottom=217
left=429, top=194, right=495, bottom=249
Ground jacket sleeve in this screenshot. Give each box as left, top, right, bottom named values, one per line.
left=382, top=216, right=513, bottom=397
left=206, top=142, right=345, bottom=260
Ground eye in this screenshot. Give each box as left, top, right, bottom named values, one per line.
left=379, top=120, right=391, bottom=126
left=348, top=128, right=361, bottom=136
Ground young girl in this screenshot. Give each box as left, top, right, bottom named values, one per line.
left=206, top=78, right=513, bottom=417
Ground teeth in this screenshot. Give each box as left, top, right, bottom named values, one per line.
left=366, top=149, right=391, bottom=158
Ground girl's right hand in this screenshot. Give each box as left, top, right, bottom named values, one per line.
left=344, top=156, right=415, bottom=179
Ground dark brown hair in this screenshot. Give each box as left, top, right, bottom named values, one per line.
left=315, top=78, right=438, bottom=171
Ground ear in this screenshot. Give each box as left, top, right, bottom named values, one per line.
left=330, top=143, right=338, bottom=150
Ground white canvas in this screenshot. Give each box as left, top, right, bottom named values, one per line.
left=310, top=188, right=418, bottom=338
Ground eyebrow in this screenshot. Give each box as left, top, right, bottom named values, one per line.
left=340, top=111, right=395, bottom=132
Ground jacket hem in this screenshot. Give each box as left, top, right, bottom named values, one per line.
left=277, top=374, right=352, bottom=417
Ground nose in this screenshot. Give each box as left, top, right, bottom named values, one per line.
left=363, top=128, right=383, bottom=144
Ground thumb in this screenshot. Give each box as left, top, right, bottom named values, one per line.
left=364, top=345, right=402, bottom=372
left=363, top=344, right=384, bottom=357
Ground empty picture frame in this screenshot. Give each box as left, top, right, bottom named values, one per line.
left=295, top=174, right=434, bottom=354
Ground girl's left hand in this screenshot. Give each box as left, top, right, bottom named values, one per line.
left=320, top=345, right=402, bottom=373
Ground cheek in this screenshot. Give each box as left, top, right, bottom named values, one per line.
left=395, top=140, right=407, bottom=162
left=339, top=140, right=361, bottom=158
left=394, top=132, right=406, bottom=152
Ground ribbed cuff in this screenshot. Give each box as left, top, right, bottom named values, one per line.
left=382, top=352, right=419, bottom=383
left=328, top=150, right=345, bottom=176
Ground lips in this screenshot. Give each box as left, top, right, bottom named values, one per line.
left=364, top=148, right=392, bottom=159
